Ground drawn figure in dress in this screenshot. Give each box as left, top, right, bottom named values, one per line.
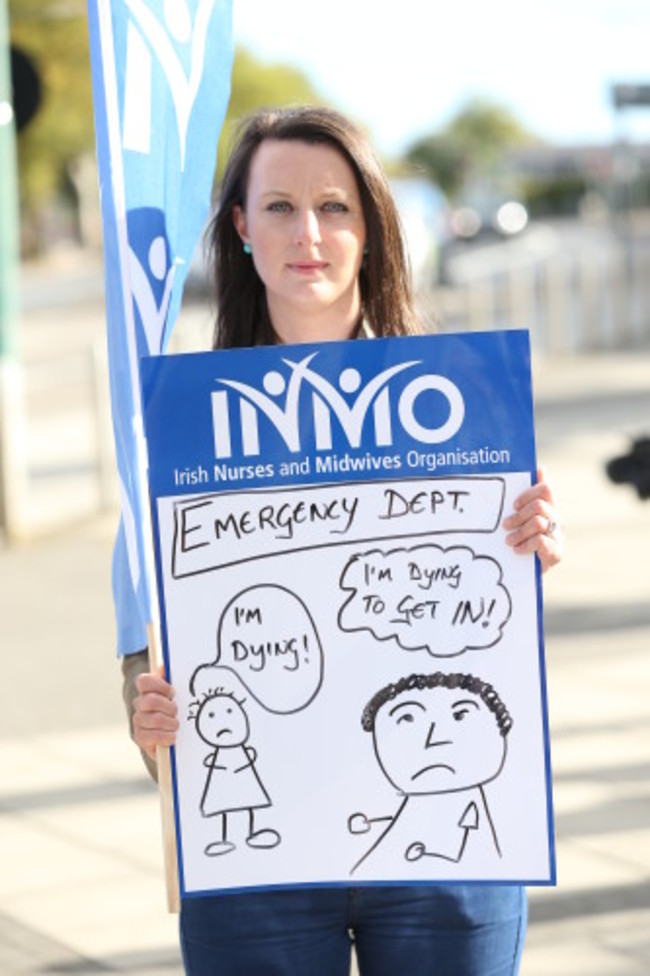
left=348, top=672, right=512, bottom=875
left=189, top=685, right=281, bottom=857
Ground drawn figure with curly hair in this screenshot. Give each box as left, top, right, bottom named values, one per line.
left=348, top=672, right=512, bottom=875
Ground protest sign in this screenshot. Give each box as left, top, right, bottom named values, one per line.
left=141, top=330, right=555, bottom=896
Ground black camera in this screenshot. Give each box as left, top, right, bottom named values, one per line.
left=606, top=437, right=650, bottom=500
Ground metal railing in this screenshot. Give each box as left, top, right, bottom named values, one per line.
left=417, top=222, right=650, bottom=354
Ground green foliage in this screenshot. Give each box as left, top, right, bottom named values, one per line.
left=216, top=48, right=323, bottom=179
left=445, top=99, right=531, bottom=158
left=10, top=0, right=94, bottom=212
left=407, top=97, right=536, bottom=200
left=407, top=137, right=467, bottom=200
left=521, top=175, right=589, bottom=217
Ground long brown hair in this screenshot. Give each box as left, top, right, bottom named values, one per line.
left=209, top=105, right=421, bottom=349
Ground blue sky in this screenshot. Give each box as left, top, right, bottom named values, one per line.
left=233, top=0, right=650, bottom=157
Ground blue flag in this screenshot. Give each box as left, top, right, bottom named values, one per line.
left=87, top=0, right=234, bottom=654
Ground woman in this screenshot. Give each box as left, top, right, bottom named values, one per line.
left=126, top=105, right=562, bottom=975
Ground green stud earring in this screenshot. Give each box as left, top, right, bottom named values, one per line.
left=243, top=242, right=252, bottom=255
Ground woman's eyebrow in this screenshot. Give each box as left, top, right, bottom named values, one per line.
left=259, top=187, right=350, bottom=199
left=388, top=699, right=426, bottom=717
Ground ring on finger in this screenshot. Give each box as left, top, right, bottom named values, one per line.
left=545, top=517, right=559, bottom=539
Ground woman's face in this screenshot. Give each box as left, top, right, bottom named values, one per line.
left=233, top=139, right=367, bottom=342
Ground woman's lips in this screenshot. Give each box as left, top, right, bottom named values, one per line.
left=287, top=261, right=328, bottom=274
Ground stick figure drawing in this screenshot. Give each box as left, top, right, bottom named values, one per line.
left=348, top=672, right=513, bottom=875
left=189, top=683, right=281, bottom=857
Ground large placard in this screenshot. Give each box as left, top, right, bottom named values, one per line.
left=141, top=330, right=555, bottom=897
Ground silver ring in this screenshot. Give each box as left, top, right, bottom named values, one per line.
left=545, top=518, right=558, bottom=539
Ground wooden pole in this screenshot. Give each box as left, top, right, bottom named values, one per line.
left=147, top=620, right=181, bottom=914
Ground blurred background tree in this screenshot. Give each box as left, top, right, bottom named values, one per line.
left=406, top=97, right=537, bottom=200
left=217, top=47, right=323, bottom=177
left=9, top=0, right=94, bottom=252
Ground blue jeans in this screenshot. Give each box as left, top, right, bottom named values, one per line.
left=180, top=884, right=526, bottom=975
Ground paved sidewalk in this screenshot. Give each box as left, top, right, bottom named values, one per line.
left=1, top=345, right=649, bottom=974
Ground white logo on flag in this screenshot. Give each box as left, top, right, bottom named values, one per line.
left=122, top=0, right=216, bottom=168
left=128, top=235, right=177, bottom=354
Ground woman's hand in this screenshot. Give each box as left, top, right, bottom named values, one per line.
left=132, top=667, right=179, bottom=761
left=502, top=466, right=563, bottom=572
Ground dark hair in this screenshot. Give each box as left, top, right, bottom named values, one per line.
left=209, top=105, right=421, bottom=349
left=361, top=672, right=513, bottom=737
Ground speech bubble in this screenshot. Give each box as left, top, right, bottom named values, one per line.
left=205, top=585, right=324, bottom=714
left=338, top=544, right=511, bottom=658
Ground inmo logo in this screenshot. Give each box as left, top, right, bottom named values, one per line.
left=211, top=354, right=465, bottom=458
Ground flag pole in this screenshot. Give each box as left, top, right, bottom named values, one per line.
left=87, top=0, right=233, bottom=913
left=147, top=621, right=180, bottom=913
left=89, top=0, right=180, bottom=913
